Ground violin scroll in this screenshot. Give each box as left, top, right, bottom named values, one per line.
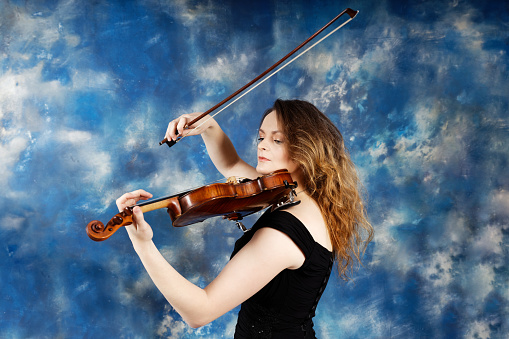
left=86, top=207, right=134, bottom=241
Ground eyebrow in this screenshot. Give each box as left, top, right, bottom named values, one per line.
left=258, top=128, right=283, bottom=134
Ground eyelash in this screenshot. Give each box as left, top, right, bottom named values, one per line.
left=257, top=137, right=283, bottom=144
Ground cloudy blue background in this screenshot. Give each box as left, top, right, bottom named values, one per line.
left=1, top=0, right=508, bottom=338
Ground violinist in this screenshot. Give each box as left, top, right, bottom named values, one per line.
left=116, top=99, right=374, bottom=338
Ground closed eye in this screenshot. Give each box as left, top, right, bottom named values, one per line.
left=257, top=137, right=284, bottom=144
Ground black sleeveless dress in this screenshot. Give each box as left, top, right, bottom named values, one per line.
left=231, top=209, right=334, bottom=338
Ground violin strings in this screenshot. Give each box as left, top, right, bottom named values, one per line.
left=179, top=13, right=358, bottom=139
left=136, top=176, right=248, bottom=206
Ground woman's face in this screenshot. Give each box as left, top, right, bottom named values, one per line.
left=256, top=111, right=299, bottom=176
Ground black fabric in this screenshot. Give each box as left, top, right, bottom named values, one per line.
left=231, top=209, right=334, bottom=338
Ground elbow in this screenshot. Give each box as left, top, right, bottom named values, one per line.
left=168, top=293, right=218, bottom=328
left=186, top=317, right=211, bottom=329
left=187, top=321, right=204, bottom=329
left=181, top=308, right=213, bottom=329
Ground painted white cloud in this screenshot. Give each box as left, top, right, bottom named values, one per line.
left=464, top=320, right=491, bottom=339
left=317, top=296, right=387, bottom=339
left=418, top=251, right=455, bottom=324
left=0, top=58, right=117, bottom=197
left=0, top=64, right=66, bottom=121
left=0, top=214, right=25, bottom=231
left=0, top=136, right=29, bottom=188
left=441, top=210, right=471, bottom=255
left=469, top=224, right=504, bottom=259
left=9, top=11, right=59, bottom=49
left=0, top=66, right=53, bottom=191
left=370, top=208, right=416, bottom=274
left=369, top=141, right=388, bottom=159
left=56, top=128, right=113, bottom=195
left=420, top=251, right=454, bottom=288
left=157, top=305, right=187, bottom=337
left=490, top=189, right=509, bottom=219
left=197, top=54, right=250, bottom=83
left=149, top=160, right=205, bottom=193
left=122, top=102, right=161, bottom=150
left=461, top=263, right=495, bottom=305
left=71, top=69, right=116, bottom=90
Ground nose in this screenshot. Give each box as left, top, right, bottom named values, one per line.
left=257, top=138, right=269, bottom=151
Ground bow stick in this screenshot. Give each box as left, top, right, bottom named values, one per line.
left=160, top=8, right=359, bottom=148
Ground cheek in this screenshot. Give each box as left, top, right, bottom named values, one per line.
left=286, top=159, right=300, bottom=173
left=278, top=149, right=298, bottom=170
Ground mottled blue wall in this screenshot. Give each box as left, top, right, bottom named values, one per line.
left=1, top=0, right=508, bottom=338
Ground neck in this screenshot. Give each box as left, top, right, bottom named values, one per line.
left=290, top=168, right=306, bottom=192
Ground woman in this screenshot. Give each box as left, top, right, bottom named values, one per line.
left=116, top=99, right=373, bottom=338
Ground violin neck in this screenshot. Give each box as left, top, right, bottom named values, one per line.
left=137, top=193, right=181, bottom=213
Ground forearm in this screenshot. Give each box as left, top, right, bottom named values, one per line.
left=166, top=113, right=256, bottom=178
left=201, top=119, right=243, bottom=177
left=133, top=241, right=213, bottom=328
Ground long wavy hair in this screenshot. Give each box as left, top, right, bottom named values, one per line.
left=261, top=99, right=374, bottom=280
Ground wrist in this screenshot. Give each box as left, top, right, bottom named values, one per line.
left=132, top=239, right=156, bottom=255
left=201, top=117, right=218, bottom=133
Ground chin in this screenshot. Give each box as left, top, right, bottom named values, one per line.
left=257, top=164, right=289, bottom=176
left=256, top=164, right=271, bottom=175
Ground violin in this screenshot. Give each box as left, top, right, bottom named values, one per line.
left=86, top=170, right=297, bottom=241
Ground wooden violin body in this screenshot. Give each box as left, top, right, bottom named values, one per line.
left=86, top=170, right=297, bottom=241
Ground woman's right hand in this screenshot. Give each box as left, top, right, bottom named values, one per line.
left=165, top=112, right=216, bottom=142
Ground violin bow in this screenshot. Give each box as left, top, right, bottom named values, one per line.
left=159, top=8, right=359, bottom=147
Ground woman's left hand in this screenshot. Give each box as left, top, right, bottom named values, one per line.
left=116, top=189, right=154, bottom=245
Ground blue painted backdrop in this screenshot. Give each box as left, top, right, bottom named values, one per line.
left=1, top=0, right=508, bottom=338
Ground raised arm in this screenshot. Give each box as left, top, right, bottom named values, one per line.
left=165, top=113, right=259, bottom=179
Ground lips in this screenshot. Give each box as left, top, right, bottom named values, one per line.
left=258, top=156, right=270, bottom=162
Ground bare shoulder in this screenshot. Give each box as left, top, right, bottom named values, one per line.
left=281, top=197, right=333, bottom=252
left=248, top=227, right=305, bottom=270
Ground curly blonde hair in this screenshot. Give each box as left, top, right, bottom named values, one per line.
left=262, top=99, right=374, bottom=280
